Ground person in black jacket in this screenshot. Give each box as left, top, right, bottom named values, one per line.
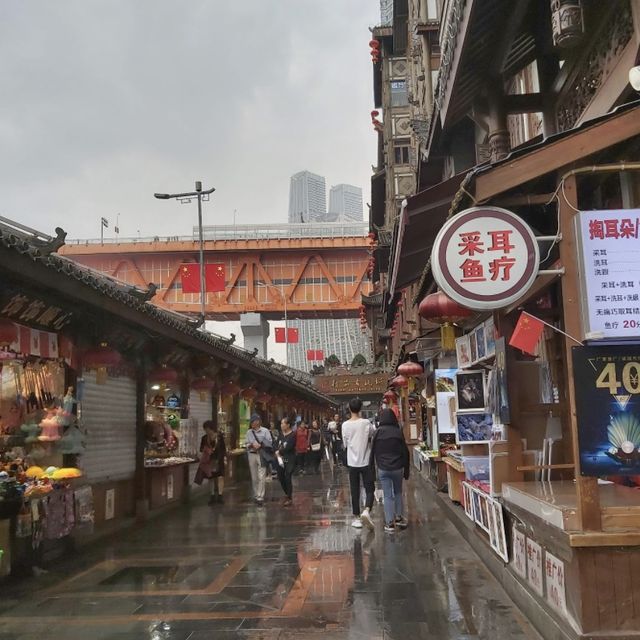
left=371, top=408, right=410, bottom=532
left=277, top=416, right=296, bottom=506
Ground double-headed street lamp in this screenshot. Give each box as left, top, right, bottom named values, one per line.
left=154, top=181, right=215, bottom=323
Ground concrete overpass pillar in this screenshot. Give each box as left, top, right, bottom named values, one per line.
left=240, top=313, right=270, bottom=358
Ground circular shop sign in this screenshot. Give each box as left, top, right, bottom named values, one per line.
left=431, top=207, right=540, bottom=310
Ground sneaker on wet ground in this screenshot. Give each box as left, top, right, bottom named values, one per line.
left=351, top=517, right=363, bottom=529
left=395, top=516, right=408, bottom=529
left=384, top=523, right=395, bottom=533
left=360, top=508, right=374, bottom=530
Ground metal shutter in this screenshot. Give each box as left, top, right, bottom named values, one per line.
left=79, top=371, right=137, bottom=482
left=189, top=392, right=212, bottom=428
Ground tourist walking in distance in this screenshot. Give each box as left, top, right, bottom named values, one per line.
left=294, top=419, right=310, bottom=475
left=245, top=414, right=273, bottom=505
left=327, top=412, right=344, bottom=466
left=277, top=416, right=296, bottom=506
left=371, top=408, right=409, bottom=532
left=308, top=419, right=325, bottom=474
left=194, top=421, right=227, bottom=504
left=342, top=398, right=376, bottom=530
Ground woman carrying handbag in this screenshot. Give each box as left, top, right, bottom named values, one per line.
left=194, top=421, right=227, bottom=504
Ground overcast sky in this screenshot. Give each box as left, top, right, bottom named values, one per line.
left=0, top=1, right=379, bottom=361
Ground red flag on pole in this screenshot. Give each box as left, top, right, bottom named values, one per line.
left=205, top=263, right=225, bottom=292
left=315, top=349, right=324, bottom=361
left=509, top=312, right=545, bottom=355
left=275, top=328, right=300, bottom=343
left=306, top=350, right=315, bottom=361
left=180, top=264, right=200, bottom=293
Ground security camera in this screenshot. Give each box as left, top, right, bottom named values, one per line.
left=629, top=65, right=640, bottom=91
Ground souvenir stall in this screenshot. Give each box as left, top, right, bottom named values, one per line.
left=0, top=319, right=89, bottom=576
left=405, top=104, right=640, bottom=638
left=143, top=366, right=196, bottom=510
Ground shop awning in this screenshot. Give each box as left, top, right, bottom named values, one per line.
left=389, top=171, right=469, bottom=292
left=370, top=169, right=386, bottom=229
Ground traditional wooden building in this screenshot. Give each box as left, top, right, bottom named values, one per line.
left=369, top=1, right=640, bottom=637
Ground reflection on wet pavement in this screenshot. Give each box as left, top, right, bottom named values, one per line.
left=0, top=470, right=539, bottom=639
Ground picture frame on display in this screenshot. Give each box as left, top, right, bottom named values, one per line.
left=456, top=412, right=493, bottom=444
left=475, top=324, right=486, bottom=361
left=455, top=370, right=486, bottom=412
left=455, top=334, right=472, bottom=369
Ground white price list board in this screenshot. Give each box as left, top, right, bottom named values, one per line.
left=577, top=209, right=640, bottom=339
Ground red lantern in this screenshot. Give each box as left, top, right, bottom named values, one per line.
left=369, top=39, right=380, bottom=49
left=149, top=366, right=178, bottom=384
left=383, top=390, right=397, bottom=402
left=0, top=320, right=17, bottom=346
left=83, top=343, right=122, bottom=369
left=191, top=377, right=215, bottom=392
left=418, top=291, right=472, bottom=351
left=398, top=361, right=423, bottom=377
left=220, top=380, right=240, bottom=396
left=390, top=375, right=408, bottom=388
left=241, top=387, right=258, bottom=401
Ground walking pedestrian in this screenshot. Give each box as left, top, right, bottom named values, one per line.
left=294, top=420, right=310, bottom=475
left=342, top=398, right=376, bottom=530
left=267, top=418, right=281, bottom=479
left=276, top=416, right=296, bottom=506
left=194, top=421, right=227, bottom=504
left=308, top=420, right=324, bottom=474
left=245, top=413, right=273, bottom=505
left=371, top=408, right=410, bottom=532
left=327, top=413, right=344, bottom=466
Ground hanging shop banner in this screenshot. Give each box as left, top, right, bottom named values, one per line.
left=576, top=209, right=640, bottom=340
left=573, top=345, right=640, bottom=476
left=431, top=207, right=540, bottom=310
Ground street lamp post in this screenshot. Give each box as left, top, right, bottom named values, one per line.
left=154, top=181, right=215, bottom=323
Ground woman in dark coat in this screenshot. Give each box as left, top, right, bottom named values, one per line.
left=371, top=409, right=410, bottom=532
left=277, top=416, right=297, bottom=506
left=194, top=421, right=227, bottom=504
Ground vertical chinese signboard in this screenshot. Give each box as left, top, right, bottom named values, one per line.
left=573, top=345, right=640, bottom=476
left=576, top=209, right=640, bottom=339
left=431, top=207, right=540, bottom=310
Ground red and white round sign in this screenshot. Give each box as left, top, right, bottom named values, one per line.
left=431, top=207, right=539, bottom=310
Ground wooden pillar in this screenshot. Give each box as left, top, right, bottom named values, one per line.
left=487, top=78, right=510, bottom=162
left=134, top=364, right=149, bottom=521
left=230, top=394, right=240, bottom=449
left=558, top=174, right=602, bottom=530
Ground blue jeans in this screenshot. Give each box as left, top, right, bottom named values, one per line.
left=378, top=468, right=404, bottom=524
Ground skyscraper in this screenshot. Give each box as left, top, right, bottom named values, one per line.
left=329, top=184, right=363, bottom=222
left=286, top=171, right=371, bottom=372
left=288, top=171, right=327, bottom=223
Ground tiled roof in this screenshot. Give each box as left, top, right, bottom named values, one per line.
left=0, top=220, right=331, bottom=404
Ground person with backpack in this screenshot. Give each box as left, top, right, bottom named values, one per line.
left=342, top=398, right=376, bottom=530
left=194, top=421, right=227, bottom=504
left=371, top=408, right=410, bottom=533
left=245, top=413, right=273, bottom=505
left=308, top=420, right=325, bottom=474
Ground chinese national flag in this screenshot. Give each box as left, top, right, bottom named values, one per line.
left=180, top=264, right=200, bottom=293
left=275, top=328, right=299, bottom=343
left=315, top=349, right=324, bottom=361
left=509, top=312, right=545, bottom=355
left=180, top=263, right=225, bottom=293
left=205, top=263, right=225, bottom=292
left=306, top=350, right=316, bottom=361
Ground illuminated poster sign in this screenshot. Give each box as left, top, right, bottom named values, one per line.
left=576, top=209, right=640, bottom=340
left=574, top=345, right=640, bottom=476
left=431, top=207, right=539, bottom=310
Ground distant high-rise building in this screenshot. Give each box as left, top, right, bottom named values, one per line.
left=329, top=184, right=363, bottom=222
left=286, top=172, right=370, bottom=371
left=288, top=171, right=327, bottom=223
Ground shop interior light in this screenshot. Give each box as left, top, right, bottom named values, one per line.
left=630, top=65, right=640, bottom=91
left=151, top=384, right=160, bottom=390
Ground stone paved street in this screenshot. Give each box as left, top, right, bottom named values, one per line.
left=0, top=470, right=539, bottom=639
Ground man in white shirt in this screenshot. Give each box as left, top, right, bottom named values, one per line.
left=342, top=398, right=376, bottom=530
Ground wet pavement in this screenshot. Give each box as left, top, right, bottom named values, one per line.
left=0, top=468, right=539, bottom=639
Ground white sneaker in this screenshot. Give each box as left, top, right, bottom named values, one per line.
left=351, top=518, right=363, bottom=529
left=361, top=508, right=374, bottom=530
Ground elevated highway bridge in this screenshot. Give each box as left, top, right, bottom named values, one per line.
left=60, top=223, right=374, bottom=321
